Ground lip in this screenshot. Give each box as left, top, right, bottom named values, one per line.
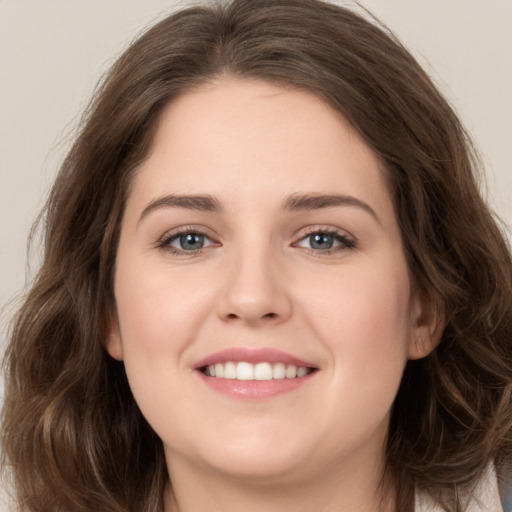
left=193, top=347, right=316, bottom=370
left=193, top=347, right=318, bottom=400
left=196, top=370, right=316, bottom=399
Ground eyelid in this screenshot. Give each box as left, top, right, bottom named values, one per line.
left=155, top=224, right=356, bottom=255
left=294, top=224, right=355, bottom=240
left=292, top=225, right=357, bottom=253
left=157, top=225, right=220, bottom=253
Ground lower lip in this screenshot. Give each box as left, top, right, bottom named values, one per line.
left=197, top=371, right=315, bottom=399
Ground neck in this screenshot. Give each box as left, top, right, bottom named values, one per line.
left=164, top=449, right=396, bottom=512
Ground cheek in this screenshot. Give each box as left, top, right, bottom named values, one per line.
left=112, top=263, right=213, bottom=433
left=111, top=257, right=219, bottom=418
left=348, top=271, right=411, bottom=350
left=114, top=258, right=214, bottom=356
left=301, top=258, right=412, bottom=391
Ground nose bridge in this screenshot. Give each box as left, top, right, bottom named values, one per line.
left=218, top=235, right=291, bottom=325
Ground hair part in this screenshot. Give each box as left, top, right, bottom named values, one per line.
left=3, top=1, right=512, bottom=511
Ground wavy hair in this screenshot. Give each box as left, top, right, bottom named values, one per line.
left=2, top=1, right=512, bottom=511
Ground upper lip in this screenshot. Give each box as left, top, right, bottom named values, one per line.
left=193, top=347, right=317, bottom=370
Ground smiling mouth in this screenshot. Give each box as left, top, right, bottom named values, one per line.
left=200, top=361, right=316, bottom=381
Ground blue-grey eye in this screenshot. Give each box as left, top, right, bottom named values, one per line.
left=309, top=233, right=334, bottom=250
left=171, top=233, right=208, bottom=251
left=296, top=231, right=354, bottom=252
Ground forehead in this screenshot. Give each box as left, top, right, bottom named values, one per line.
left=127, top=78, right=395, bottom=225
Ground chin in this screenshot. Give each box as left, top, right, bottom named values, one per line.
left=168, top=427, right=317, bottom=484
left=204, top=451, right=312, bottom=485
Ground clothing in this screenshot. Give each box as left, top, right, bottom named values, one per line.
left=415, top=466, right=504, bottom=511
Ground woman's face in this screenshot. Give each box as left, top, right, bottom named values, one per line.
left=108, top=78, right=434, bottom=485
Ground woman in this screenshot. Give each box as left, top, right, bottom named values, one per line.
left=2, top=0, right=511, bottom=511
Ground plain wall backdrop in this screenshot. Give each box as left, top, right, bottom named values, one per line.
left=0, top=1, right=511, bottom=511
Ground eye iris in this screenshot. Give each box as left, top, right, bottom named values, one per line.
left=310, top=233, right=334, bottom=250
left=180, top=233, right=204, bottom=250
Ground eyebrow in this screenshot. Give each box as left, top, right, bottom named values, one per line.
left=138, top=192, right=380, bottom=225
left=283, top=193, right=381, bottom=225
left=139, top=194, right=222, bottom=222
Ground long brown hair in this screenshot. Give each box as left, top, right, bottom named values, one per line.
left=3, top=1, right=511, bottom=511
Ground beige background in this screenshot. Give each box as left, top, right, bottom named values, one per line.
left=0, top=1, right=511, bottom=509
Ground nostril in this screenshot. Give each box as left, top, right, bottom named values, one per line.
left=223, top=311, right=279, bottom=323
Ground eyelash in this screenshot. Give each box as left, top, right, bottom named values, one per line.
left=157, top=226, right=357, bottom=256
left=293, top=227, right=357, bottom=255
left=157, top=226, right=216, bottom=255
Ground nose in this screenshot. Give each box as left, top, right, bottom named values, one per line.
left=216, top=247, right=292, bottom=327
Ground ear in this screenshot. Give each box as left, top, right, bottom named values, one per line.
left=105, top=310, right=124, bottom=361
left=407, top=287, right=445, bottom=360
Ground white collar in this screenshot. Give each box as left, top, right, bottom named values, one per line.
left=415, top=465, right=504, bottom=511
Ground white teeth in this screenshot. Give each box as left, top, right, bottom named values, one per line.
left=214, top=363, right=224, bottom=378
left=297, top=366, right=308, bottom=378
left=272, top=363, right=286, bottom=379
left=203, top=361, right=312, bottom=380
left=285, top=364, right=297, bottom=378
left=224, top=362, right=237, bottom=379
left=254, top=362, right=273, bottom=380
left=236, top=362, right=254, bottom=380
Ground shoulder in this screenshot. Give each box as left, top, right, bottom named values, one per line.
left=415, top=465, right=504, bottom=512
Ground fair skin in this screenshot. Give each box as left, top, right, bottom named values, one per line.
left=107, top=78, right=438, bottom=512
